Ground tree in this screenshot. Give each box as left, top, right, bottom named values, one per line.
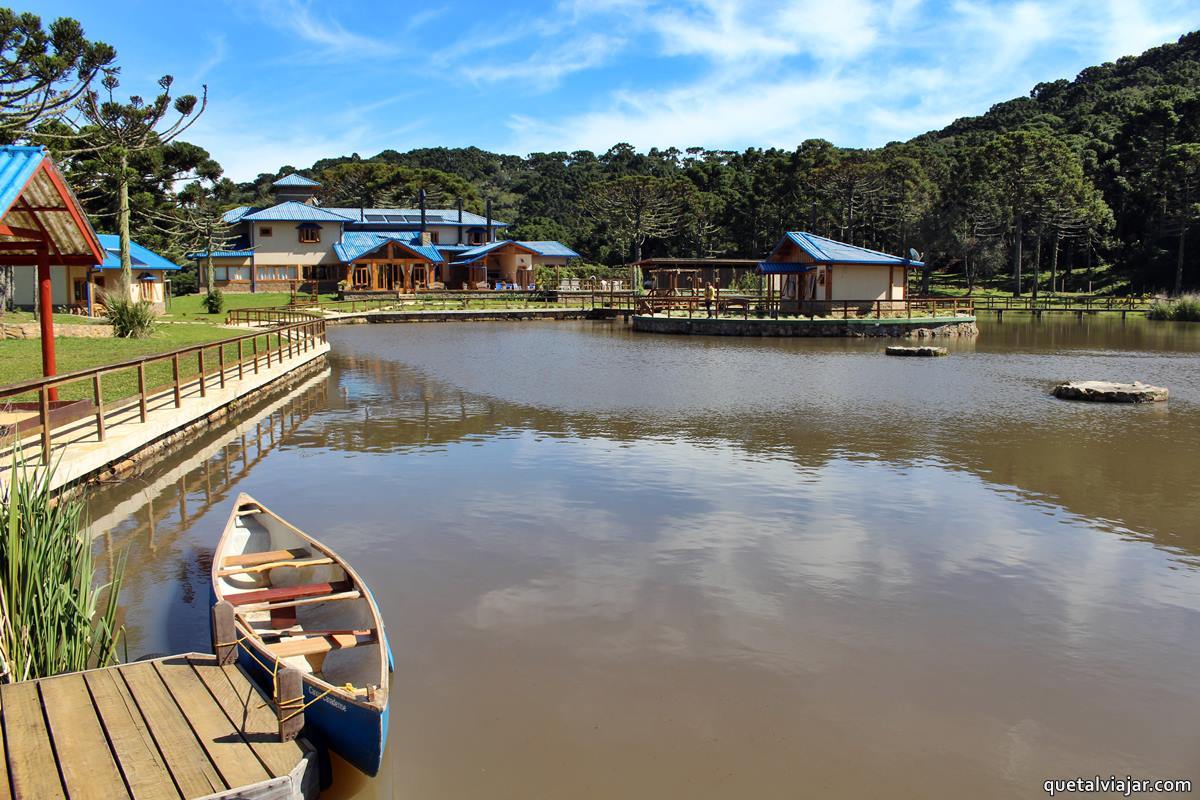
left=583, top=175, right=687, bottom=263
left=811, top=151, right=883, bottom=245
left=1164, top=143, right=1200, bottom=294
left=980, top=128, right=1098, bottom=296
left=75, top=72, right=207, bottom=286
left=159, top=177, right=240, bottom=295
left=0, top=9, right=114, bottom=141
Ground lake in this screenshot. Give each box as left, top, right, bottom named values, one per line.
left=86, top=316, right=1200, bottom=799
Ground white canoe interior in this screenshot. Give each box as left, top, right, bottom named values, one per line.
left=214, top=495, right=386, bottom=702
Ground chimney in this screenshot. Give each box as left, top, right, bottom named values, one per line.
left=485, top=199, right=493, bottom=243
left=457, top=198, right=463, bottom=244
left=418, top=188, right=427, bottom=232
left=419, top=230, right=432, bottom=246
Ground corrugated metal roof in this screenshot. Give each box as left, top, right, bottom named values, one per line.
left=0, top=146, right=105, bottom=263
left=242, top=201, right=353, bottom=222
left=520, top=240, right=579, bottom=257
left=453, top=239, right=541, bottom=264
left=222, top=205, right=255, bottom=224
left=0, top=145, right=44, bottom=217
left=755, top=261, right=818, bottom=275
left=334, top=231, right=444, bottom=263
left=97, top=234, right=182, bottom=271
left=272, top=173, right=321, bottom=187
left=324, top=207, right=510, bottom=228
left=777, top=232, right=923, bottom=267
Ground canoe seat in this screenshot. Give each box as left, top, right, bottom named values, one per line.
left=267, top=630, right=376, bottom=659
left=223, top=547, right=312, bottom=569
left=217, top=556, right=333, bottom=577
left=226, top=580, right=352, bottom=607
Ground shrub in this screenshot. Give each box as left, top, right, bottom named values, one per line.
left=103, top=290, right=157, bottom=338
left=1147, top=294, right=1200, bottom=322
left=203, top=288, right=224, bottom=314
left=0, top=460, right=126, bottom=680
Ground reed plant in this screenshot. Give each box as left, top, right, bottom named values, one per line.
left=1147, top=294, right=1200, bottom=321
left=0, top=461, right=125, bottom=681
left=104, top=289, right=158, bottom=338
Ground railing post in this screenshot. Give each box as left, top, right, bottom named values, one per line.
left=172, top=354, right=182, bottom=407
left=212, top=601, right=237, bottom=665
left=197, top=349, right=206, bottom=397
left=252, top=336, right=260, bottom=374
left=218, top=345, right=226, bottom=388
left=276, top=665, right=304, bottom=742
left=93, top=373, right=105, bottom=442
left=38, top=384, right=51, bottom=464
left=138, top=362, right=148, bottom=422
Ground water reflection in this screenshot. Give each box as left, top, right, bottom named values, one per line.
left=82, top=317, right=1200, bottom=799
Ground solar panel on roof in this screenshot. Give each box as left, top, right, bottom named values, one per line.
left=365, top=214, right=387, bottom=222
left=403, top=214, right=424, bottom=223
left=385, top=214, right=407, bottom=223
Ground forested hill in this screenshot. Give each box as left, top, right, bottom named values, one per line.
left=236, top=31, right=1200, bottom=294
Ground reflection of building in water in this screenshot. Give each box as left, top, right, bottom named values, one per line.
left=89, top=369, right=330, bottom=557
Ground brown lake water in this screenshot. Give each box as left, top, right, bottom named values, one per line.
left=85, top=316, right=1200, bottom=799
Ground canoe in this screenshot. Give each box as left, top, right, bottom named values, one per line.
left=211, top=493, right=391, bottom=776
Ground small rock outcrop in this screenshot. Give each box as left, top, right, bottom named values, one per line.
left=885, top=345, right=949, bottom=357
left=1052, top=380, right=1168, bottom=403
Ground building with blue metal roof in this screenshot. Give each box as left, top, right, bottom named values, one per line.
left=193, top=172, right=579, bottom=293
left=758, top=231, right=916, bottom=313
left=11, top=233, right=182, bottom=314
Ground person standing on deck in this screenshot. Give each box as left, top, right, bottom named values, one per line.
left=705, top=281, right=716, bottom=318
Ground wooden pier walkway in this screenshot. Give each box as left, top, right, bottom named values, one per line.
left=0, top=654, right=317, bottom=799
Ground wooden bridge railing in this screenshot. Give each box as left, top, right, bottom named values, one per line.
left=970, top=295, right=1153, bottom=312
left=0, top=316, right=327, bottom=465
left=635, top=294, right=974, bottom=319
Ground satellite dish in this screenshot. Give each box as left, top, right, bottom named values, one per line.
left=908, top=248, right=921, bottom=262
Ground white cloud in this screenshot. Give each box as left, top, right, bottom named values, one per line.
left=254, top=0, right=395, bottom=58
left=462, top=33, right=624, bottom=91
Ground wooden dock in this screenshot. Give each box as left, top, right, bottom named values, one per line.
left=0, top=654, right=317, bottom=799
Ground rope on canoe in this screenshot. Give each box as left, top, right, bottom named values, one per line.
left=218, top=632, right=358, bottom=720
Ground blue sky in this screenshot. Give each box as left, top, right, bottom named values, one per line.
left=28, top=0, right=1200, bottom=181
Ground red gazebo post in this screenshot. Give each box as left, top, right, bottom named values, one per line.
left=36, top=239, right=58, bottom=401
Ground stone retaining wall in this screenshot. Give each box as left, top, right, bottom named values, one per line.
left=2, top=321, right=113, bottom=339
left=631, top=315, right=979, bottom=338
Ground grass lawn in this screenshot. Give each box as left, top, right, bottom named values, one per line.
left=0, top=323, right=276, bottom=403
left=162, top=292, right=335, bottom=323
left=0, top=311, right=111, bottom=326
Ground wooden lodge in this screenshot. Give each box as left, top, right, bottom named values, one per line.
left=758, top=232, right=917, bottom=314
left=192, top=174, right=579, bottom=295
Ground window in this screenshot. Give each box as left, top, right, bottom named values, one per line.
left=259, top=226, right=273, bottom=237
left=298, top=226, right=320, bottom=244
left=469, top=229, right=484, bottom=245
left=256, top=265, right=298, bottom=281
left=215, top=266, right=251, bottom=281
left=429, top=231, right=440, bottom=244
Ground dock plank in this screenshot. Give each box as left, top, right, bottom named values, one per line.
left=0, top=680, right=13, bottom=800
left=185, top=656, right=307, bottom=779
left=119, top=661, right=225, bottom=798
left=84, top=669, right=179, bottom=800
left=152, top=658, right=271, bottom=790
left=1, top=680, right=66, bottom=799
left=39, top=673, right=131, bottom=800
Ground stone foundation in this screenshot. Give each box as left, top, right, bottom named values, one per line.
left=631, top=315, right=978, bottom=338
left=3, top=321, right=113, bottom=339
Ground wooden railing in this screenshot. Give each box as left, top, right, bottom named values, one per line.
left=227, top=307, right=323, bottom=326
left=635, top=295, right=974, bottom=319
left=970, top=295, right=1153, bottom=312
left=0, top=317, right=327, bottom=465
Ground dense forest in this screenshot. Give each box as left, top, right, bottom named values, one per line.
left=7, top=6, right=1199, bottom=297
left=218, top=30, right=1200, bottom=295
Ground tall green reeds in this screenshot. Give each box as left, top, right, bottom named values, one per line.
left=1147, top=294, right=1200, bottom=322
left=0, top=461, right=125, bottom=681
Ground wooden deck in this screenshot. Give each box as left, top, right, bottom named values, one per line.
left=0, top=654, right=317, bottom=800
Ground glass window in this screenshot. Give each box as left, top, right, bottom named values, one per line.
left=259, top=226, right=273, bottom=237
left=299, top=227, right=320, bottom=244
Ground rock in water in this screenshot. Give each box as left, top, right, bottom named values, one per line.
left=1052, top=381, right=1168, bottom=403
left=885, top=345, right=949, bottom=357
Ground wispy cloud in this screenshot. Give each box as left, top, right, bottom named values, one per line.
left=187, top=34, right=227, bottom=86
left=462, top=33, right=624, bottom=91
left=254, top=0, right=395, bottom=58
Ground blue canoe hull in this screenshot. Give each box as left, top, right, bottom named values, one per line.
left=236, top=638, right=389, bottom=777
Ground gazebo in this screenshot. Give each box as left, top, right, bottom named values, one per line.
left=0, top=146, right=106, bottom=399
